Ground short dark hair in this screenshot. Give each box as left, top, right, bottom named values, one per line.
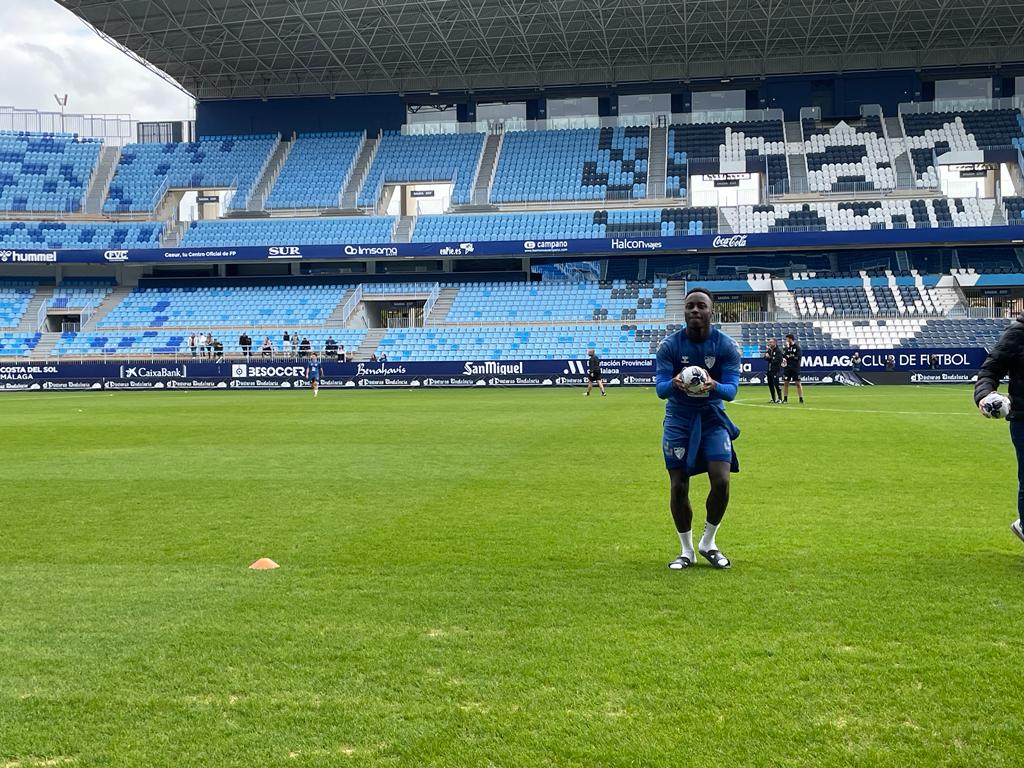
left=785, top=334, right=795, bottom=340
left=684, top=287, right=714, bottom=303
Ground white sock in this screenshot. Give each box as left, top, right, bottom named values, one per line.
left=678, top=529, right=694, bottom=561
left=699, top=521, right=719, bottom=552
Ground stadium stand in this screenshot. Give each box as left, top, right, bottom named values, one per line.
left=54, top=328, right=367, bottom=357
left=0, top=268, right=1010, bottom=362
left=412, top=210, right=597, bottom=241
left=0, top=332, right=41, bottom=356
left=726, top=198, right=994, bottom=233
left=0, top=280, right=37, bottom=327
left=802, top=117, right=895, bottom=192
left=96, top=284, right=352, bottom=329
left=0, top=131, right=101, bottom=212
left=50, top=278, right=115, bottom=310
left=361, top=282, right=433, bottom=294
left=180, top=216, right=395, bottom=247
left=665, top=126, right=688, bottom=198
left=103, top=134, right=278, bottom=212
left=740, top=320, right=848, bottom=352
left=900, top=108, right=1024, bottom=187
left=0, top=221, right=163, bottom=249
left=265, top=132, right=363, bottom=209
left=489, top=127, right=649, bottom=203
left=784, top=273, right=958, bottom=317
left=906, top=317, right=1010, bottom=348
left=790, top=279, right=874, bottom=316
left=357, top=132, right=484, bottom=207
left=411, top=208, right=717, bottom=241
left=375, top=323, right=662, bottom=361
left=444, top=279, right=667, bottom=322
left=1005, top=196, right=1024, bottom=225
left=668, top=119, right=789, bottom=192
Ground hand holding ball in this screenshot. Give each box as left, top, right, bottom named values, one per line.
left=680, top=366, right=710, bottom=394
left=979, top=392, right=1011, bottom=419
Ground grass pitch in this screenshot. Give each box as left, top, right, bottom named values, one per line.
left=1, top=385, right=1023, bottom=767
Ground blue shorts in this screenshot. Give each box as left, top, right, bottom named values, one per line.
left=662, top=420, right=733, bottom=470
left=308, top=375, right=320, bottom=383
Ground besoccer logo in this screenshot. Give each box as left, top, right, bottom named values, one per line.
left=232, top=364, right=248, bottom=378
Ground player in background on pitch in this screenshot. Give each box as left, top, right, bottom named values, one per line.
left=307, top=352, right=323, bottom=398
left=782, top=333, right=805, bottom=404
left=656, top=288, right=741, bottom=570
left=585, top=349, right=606, bottom=397
left=974, top=315, right=1024, bottom=545
left=763, top=337, right=783, bottom=404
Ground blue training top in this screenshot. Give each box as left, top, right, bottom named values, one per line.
left=655, top=326, right=741, bottom=422
left=308, top=359, right=322, bottom=378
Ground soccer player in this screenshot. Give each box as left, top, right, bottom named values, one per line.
left=584, top=349, right=606, bottom=396
left=782, top=333, right=804, bottom=404
left=656, top=288, right=741, bottom=570
left=974, top=316, right=1024, bottom=545
left=763, top=338, right=783, bottom=403
left=307, top=352, right=323, bottom=398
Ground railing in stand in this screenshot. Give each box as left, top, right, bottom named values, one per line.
left=769, top=177, right=922, bottom=198
left=423, top=283, right=441, bottom=323
left=342, top=284, right=364, bottom=326
left=345, top=130, right=381, bottom=209
left=899, top=97, right=1024, bottom=116
left=336, top=131, right=368, bottom=208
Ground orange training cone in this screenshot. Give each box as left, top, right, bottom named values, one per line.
left=249, top=558, right=280, bottom=570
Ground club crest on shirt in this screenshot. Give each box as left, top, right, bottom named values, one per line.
left=704, top=356, right=716, bottom=368
left=679, top=356, right=689, bottom=364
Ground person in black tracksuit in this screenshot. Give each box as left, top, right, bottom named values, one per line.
left=974, top=315, right=1024, bottom=545
left=782, top=334, right=804, bottom=404
left=585, top=349, right=606, bottom=397
left=763, top=338, right=783, bottom=404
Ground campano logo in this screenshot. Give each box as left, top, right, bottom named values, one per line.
left=104, top=250, right=129, bottom=262
left=712, top=235, right=748, bottom=248
left=524, top=241, right=536, bottom=250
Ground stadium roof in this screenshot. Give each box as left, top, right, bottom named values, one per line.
left=59, top=0, right=1024, bottom=101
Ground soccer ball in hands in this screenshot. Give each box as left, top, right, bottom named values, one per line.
left=680, top=365, right=709, bottom=394
left=979, top=392, right=1011, bottom=419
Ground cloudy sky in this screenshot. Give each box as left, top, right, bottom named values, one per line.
left=0, top=0, right=194, bottom=123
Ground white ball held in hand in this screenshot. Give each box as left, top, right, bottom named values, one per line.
left=681, top=365, right=708, bottom=394
left=979, top=392, right=1011, bottom=419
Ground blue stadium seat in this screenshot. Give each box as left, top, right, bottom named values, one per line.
left=104, top=134, right=278, bottom=212
left=490, top=127, right=650, bottom=203
left=266, top=132, right=364, bottom=209
left=357, top=132, right=484, bottom=207
left=0, top=221, right=163, bottom=249
left=0, top=131, right=101, bottom=212
left=180, top=217, right=394, bottom=247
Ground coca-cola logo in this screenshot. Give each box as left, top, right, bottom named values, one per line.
left=712, top=235, right=748, bottom=248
